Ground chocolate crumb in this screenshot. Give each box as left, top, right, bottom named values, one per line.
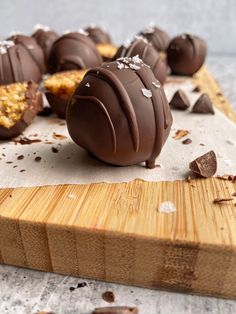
left=216, top=92, right=222, bottom=96
left=9, top=194, right=12, bottom=198
left=51, top=147, right=59, bottom=153
left=38, top=106, right=53, bottom=117
left=20, top=169, right=26, bottom=172
left=192, top=86, right=201, bottom=92
left=213, top=197, right=233, bottom=204
left=192, top=93, right=215, bottom=114
left=169, top=90, right=190, bottom=110
left=189, top=150, right=217, bottom=178
left=52, top=133, right=67, bottom=140
left=102, top=291, right=115, bottom=303
left=200, top=143, right=205, bottom=146
left=13, top=165, right=17, bottom=168
left=173, top=129, right=189, bottom=140
left=182, top=138, right=192, bottom=145
left=69, top=282, right=87, bottom=292
left=6, top=161, right=13, bottom=164
left=13, top=137, right=41, bottom=145
left=17, top=155, right=24, bottom=160
left=232, top=192, right=236, bottom=197
left=92, top=307, right=138, bottom=314
left=34, top=156, right=42, bottom=162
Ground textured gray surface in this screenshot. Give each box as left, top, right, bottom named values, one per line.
left=0, top=56, right=236, bottom=314
left=0, top=0, right=236, bottom=54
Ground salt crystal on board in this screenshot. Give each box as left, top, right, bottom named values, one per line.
left=159, top=201, right=176, bottom=213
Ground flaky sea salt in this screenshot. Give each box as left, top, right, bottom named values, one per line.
left=78, top=29, right=88, bottom=36
left=152, top=81, right=161, bottom=88
left=132, top=55, right=142, bottom=64
left=33, top=24, right=50, bottom=31
left=141, top=88, right=152, bottom=98
left=117, top=62, right=124, bottom=69
left=159, top=201, right=176, bottom=213
left=129, top=63, right=141, bottom=70
left=85, top=83, right=90, bottom=87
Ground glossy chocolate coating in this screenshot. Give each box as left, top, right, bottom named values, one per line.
left=113, top=38, right=168, bottom=84
left=167, top=34, right=207, bottom=76
left=32, top=28, right=59, bottom=63
left=0, top=41, right=43, bottom=85
left=85, top=26, right=111, bottom=44
left=139, top=26, right=170, bottom=52
left=0, top=81, right=43, bottom=139
left=8, top=34, right=46, bottom=74
left=48, top=32, right=102, bottom=73
left=67, top=57, right=172, bottom=168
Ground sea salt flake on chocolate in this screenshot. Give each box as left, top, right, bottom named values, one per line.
left=152, top=81, right=161, bottom=88
left=129, top=63, right=141, bottom=70
left=117, top=62, right=124, bottom=69
left=141, top=88, right=152, bottom=98
left=189, top=150, right=217, bottom=178
left=159, top=201, right=176, bottom=213
left=85, top=82, right=90, bottom=87
left=132, top=55, right=142, bottom=64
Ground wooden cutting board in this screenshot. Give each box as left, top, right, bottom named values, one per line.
left=0, top=67, right=236, bottom=299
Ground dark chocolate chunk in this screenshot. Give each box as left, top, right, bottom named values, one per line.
left=102, top=291, right=115, bottom=303
left=182, top=138, right=192, bottom=145
left=85, top=26, right=112, bottom=44
left=167, top=34, right=207, bottom=76
left=113, top=38, right=168, bottom=84
left=92, top=307, right=138, bottom=314
left=189, top=150, right=217, bottom=178
left=192, top=94, right=214, bottom=114
left=48, top=32, right=102, bottom=73
left=169, top=90, right=190, bottom=110
left=138, top=26, right=170, bottom=52
left=67, top=57, right=173, bottom=168
left=32, top=26, right=59, bottom=63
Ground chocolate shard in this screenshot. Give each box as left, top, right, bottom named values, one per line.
left=189, top=150, right=217, bottom=178
left=169, top=90, right=190, bottom=110
left=92, top=307, right=138, bottom=314
left=192, top=94, right=215, bottom=114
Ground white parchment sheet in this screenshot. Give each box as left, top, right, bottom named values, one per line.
left=0, top=80, right=235, bottom=188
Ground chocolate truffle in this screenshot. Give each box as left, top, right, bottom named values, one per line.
left=67, top=57, right=173, bottom=168
left=0, top=81, right=42, bottom=139
left=32, top=25, right=59, bottom=63
left=8, top=34, right=46, bottom=74
left=167, top=34, right=207, bottom=76
left=48, top=31, right=102, bottom=74
left=0, top=40, right=43, bottom=85
left=113, top=38, right=168, bottom=84
left=139, top=26, right=170, bottom=52
left=44, top=69, right=86, bottom=118
left=84, top=26, right=112, bottom=44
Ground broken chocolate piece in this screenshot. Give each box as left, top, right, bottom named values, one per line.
left=92, top=307, right=138, bottom=314
left=192, top=94, right=214, bottom=114
left=102, top=291, right=115, bottom=303
left=189, top=150, right=217, bottom=178
left=213, top=197, right=234, bottom=203
left=182, top=138, right=192, bottom=145
left=169, top=90, right=190, bottom=110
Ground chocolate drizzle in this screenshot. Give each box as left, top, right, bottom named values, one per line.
left=89, top=67, right=140, bottom=152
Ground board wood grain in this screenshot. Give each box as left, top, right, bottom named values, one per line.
left=0, top=67, right=236, bottom=299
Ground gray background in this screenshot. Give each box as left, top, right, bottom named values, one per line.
left=0, top=0, right=236, bottom=54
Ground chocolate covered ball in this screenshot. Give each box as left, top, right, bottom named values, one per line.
left=167, top=34, right=207, bottom=76
left=139, top=26, right=170, bottom=52
left=113, top=38, right=168, bottom=84
left=8, top=34, right=46, bottom=74
left=67, top=57, right=172, bottom=168
left=84, top=25, right=112, bottom=44
left=48, top=31, right=102, bottom=74
left=0, top=40, right=42, bottom=85
left=32, top=25, right=59, bottom=63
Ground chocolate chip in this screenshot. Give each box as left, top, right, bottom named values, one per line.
left=102, top=291, right=115, bottom=303
left=169, top=90, right=190, bottom=110
left=51, top=147, right=58, bottom=153
left=92, top=307, right=138, bottom=314
left=34, top=156, right=42, bottom=162
left=182, top=138, right=192, bottom=145
left=17, top=155, right=24, bottom=160
left=189, top=150, right=217, bottom=178
left=192, top=94, right=215, bottom=114
left=192, top=86, right=201, bottom=92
